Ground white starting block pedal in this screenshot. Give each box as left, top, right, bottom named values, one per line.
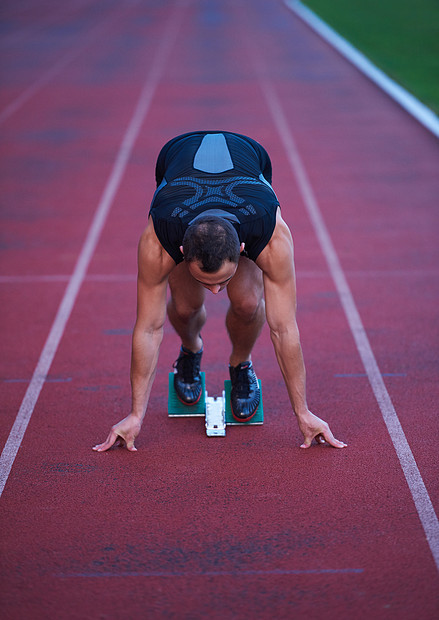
left=168, top=373, right=263, bottom=437
left=205, top=392, right=226, bottom=437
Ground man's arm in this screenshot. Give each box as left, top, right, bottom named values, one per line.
left=93, top=219, right=175, bottom=452
left=257, top=210, right=346, bottom=449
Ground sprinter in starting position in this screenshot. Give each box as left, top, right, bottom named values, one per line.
left=93, top=131, right=347, bottom=452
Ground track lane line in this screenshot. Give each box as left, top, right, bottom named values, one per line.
left=265, top=80, right=439, bottom=573
left=1, top=268, right=437, bottom=284
left=243, top=17, right=439, bottom=571
left=0, top=0, right=188, bottom=498
left=57, top=568, right=364, bottom=578
left=0, top=0, right=140, bottom=126
left=284, top=0, right=439, bottom=139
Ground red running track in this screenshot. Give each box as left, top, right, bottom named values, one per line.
left=1, top=1, right=438, bottom=618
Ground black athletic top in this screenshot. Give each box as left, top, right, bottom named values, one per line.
left=149, top=131, right=279, bottom=264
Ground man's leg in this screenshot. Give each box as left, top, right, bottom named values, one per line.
left=167, top=262, right=206, bottom=404
left=226, top=258, right=265, bottom=421
left=226, top=257, right=265, bottom=366
left=167, top=261, right=206, bottom=353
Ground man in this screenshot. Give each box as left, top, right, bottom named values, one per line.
left=93, top=131, right=346, bottom=452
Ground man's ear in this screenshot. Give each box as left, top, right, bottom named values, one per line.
left=179, top=245, right=184, bottom=255
left=240, top=242, right=245, bottom=253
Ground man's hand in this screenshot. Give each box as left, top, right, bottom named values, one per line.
left=297, top=410, right=347, bottom=449
left=92, top=414, right=142, bottom=453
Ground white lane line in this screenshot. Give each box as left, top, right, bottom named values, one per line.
left=284, top=0, right=439, bottom=139
left=0, top=0, right=140, bottom=126
left=0, top=269, right=437, bottom=284
left=256, top=71, right=439, bottom=571
left=0, top=0, right=187, bottom=498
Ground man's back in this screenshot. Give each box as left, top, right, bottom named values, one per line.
left=149, top=131, right=279, bottom=263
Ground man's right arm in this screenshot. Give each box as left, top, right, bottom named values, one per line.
left=93, top=219, right=175, bottom=452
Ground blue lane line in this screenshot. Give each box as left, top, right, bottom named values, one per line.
left=57, top=568, right=364, bottom=578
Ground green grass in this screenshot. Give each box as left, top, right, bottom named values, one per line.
left=301, top=0, right=439, bottom=114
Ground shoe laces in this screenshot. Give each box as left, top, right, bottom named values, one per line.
left=173, top=348, right=201, bottom=383
left=232, top=362, right=254, bottom=398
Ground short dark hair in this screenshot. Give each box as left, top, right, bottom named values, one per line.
left=182, top=216, right=241, bottom=273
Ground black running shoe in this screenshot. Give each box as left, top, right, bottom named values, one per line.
left=229, top=361, right=260, bottom=421
left=173, top=346, right=203, bottom=405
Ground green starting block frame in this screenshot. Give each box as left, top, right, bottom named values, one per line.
left=168, top=372, right=263, bottom=437
left=224, top=379, right=264, bottom=426
left=168, top=372, right=206, bottom=417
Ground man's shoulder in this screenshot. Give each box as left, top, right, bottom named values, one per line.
left=138, top=221, right=177, bottom=282
left=256, top=211, right=294, bottom=272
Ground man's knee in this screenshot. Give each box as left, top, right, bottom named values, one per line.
left=168, top=296, right=204, bottom=323
left=229, top=294, right=265, bottom=322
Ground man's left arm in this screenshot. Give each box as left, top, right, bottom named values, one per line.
left=257, top=211, right=347, bottom=449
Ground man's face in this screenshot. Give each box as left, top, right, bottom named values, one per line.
left=187, top=259, right=238, bottom=294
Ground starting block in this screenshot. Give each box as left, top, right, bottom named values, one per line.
left=168, top=372, right=206, bottom=417
left=168, top=372, right=263, bottom=437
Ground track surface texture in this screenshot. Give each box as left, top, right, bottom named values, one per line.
left=1, top=1, right=438, bottom=618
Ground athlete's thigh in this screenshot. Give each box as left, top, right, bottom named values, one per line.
left=168, top=261, right=206, bottom=311
left=227, top=257, right=264, bottom=311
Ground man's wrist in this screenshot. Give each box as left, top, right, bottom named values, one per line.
left=293, top=406, right=309, bottom=419
left=130, top=409, right=145, bottom=421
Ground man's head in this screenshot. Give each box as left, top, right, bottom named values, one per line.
left=181, top=216, right=241, bottom=273
left=180, top=216, right=245, bottom=293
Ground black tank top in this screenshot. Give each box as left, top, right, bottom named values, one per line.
left=149, top=131, right=279, bottom=264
